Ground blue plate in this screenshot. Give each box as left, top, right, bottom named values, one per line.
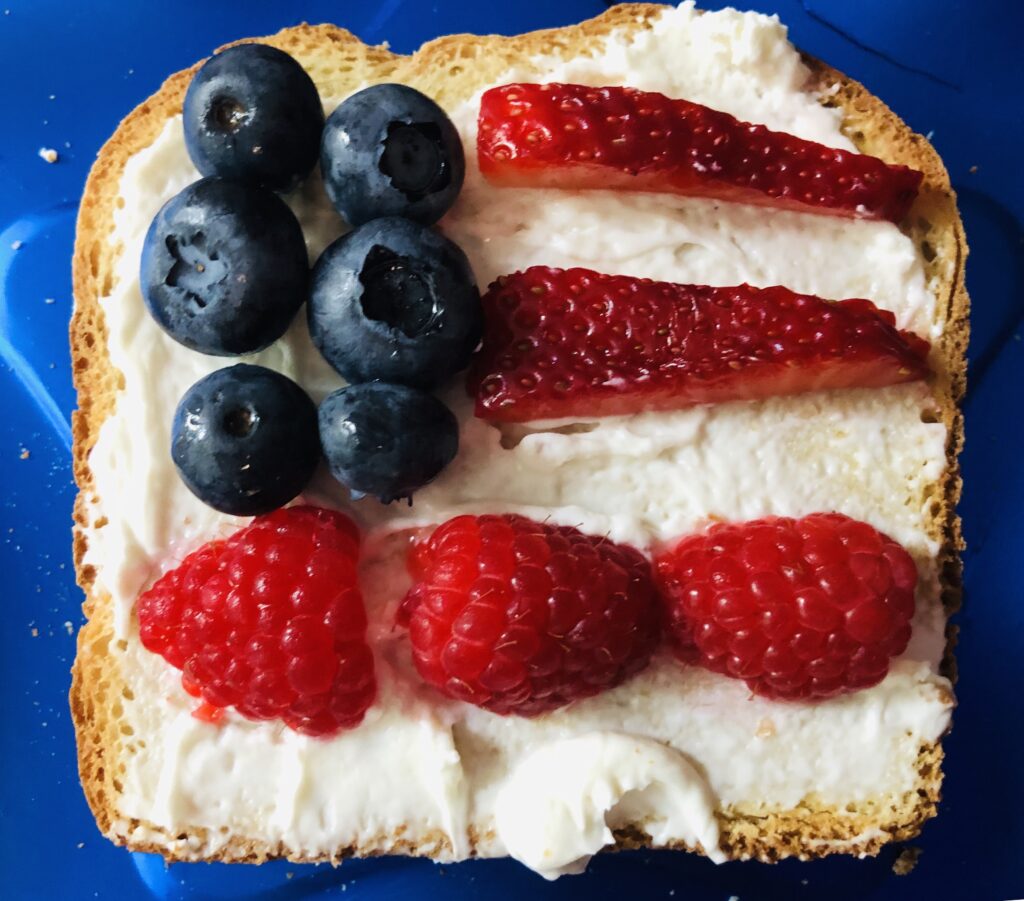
left=2, top=1, right=1022, bottom=898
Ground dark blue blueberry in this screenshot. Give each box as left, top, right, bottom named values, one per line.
left=183, top=43, right=324, bottom=192
left=172, top=364, right=320, bottom=515
left=321, top=84, right=465, bottom=225
left=141, top=177, right=308, bottom=355
left=308, top=217, right=480, bottom=389
left=318, top=382, right=458, bottom=504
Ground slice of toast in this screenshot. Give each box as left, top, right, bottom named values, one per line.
left=70, top=3, right=967, bottom=867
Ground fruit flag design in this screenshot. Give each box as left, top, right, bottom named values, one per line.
left=469, top=267, right=930, bottom=422
left=132, top=46, right=928, bottom=726
left=478, top=83, right=923, bottom=222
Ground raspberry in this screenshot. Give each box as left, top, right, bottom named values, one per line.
left=399, top=514, right=661, bottom=715
left=654, top=513, right=916, bottom=700
left=478, top=83, right=922, bottom=222
left=137, top=505, right=376, bottom=736
left=469, top=267, right=930, bottom=422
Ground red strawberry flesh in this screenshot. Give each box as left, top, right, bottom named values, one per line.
left=478, top=83, right=923, bottom=222
left=468, top=267, right=930, bottom=423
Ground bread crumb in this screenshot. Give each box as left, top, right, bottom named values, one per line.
left=49, top=94, right=56, bottom=101
left=44, top=297, right=56, bottom=305
left=968, top=165, right=978, bottom=174
left=19, top=448, right=30, bottom=460
left=39, top=147, right=59, bottom=163
left=893, top=846, right=921, bottom=875
left=285, top=872, right=294, bottom=880
left=31, top=627, right=39, bottom=637
left=64, top=621, right=74, bottom=636
left=77, top=843, right=85, bottom=849
left=755, top=717, right=776, bottom=738
left=10, top=239, right=22, bottom=250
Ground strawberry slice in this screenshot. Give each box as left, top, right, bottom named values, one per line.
left=478, top=83, right=922, bottom=222
left=468, top=267, right=930, bottom=422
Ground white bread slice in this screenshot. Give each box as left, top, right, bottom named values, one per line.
left=69, top=3, right=967, bottom=865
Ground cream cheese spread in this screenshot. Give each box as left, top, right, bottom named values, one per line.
left=83, top=2, right=954, bottom=873
left=494, top=732, right=725, bottom=878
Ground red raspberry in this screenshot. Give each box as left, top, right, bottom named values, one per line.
left=469, top=267, right=930, bottom=423
left=479, top=83, right=922, bottom=222
left=399, top=514, right=661, bottom=715
left=137, top=505, right=375, bottom=736
left=654, top=513, right=916, bottom=700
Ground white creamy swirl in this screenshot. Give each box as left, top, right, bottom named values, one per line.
left=495, top=732, right=725, bottom=878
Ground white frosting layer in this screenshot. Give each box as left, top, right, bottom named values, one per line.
left=83, top=2, right=953, bottom=873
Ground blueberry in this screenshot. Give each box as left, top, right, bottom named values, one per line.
left=183, top=43, right=324, bottom=192
left=141, top=177, right=308, bottom=355
left=308, top=217, right=480, bottom=389
left=319, top=382, right=458, bottom=503
left=321, top=84, right=465, bottom=225
left=172, top=364, right=319, bottom=515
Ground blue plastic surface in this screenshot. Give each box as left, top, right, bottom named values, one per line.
left=1, top=1, right=1021, bottom=898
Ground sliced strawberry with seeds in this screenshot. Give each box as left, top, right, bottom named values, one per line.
left=468, top=267, right=930, bottom=422
left=478, top=83, right=923, bottom=222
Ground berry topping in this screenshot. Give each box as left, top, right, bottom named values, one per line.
left=183, top=44, right=324, bottom=192
left=318, top=382, right=458, bottom=504
left=655, top=513, right=917, bottom=700
left=399, top=514, right=661, bottom=716
left=308, top=217, right=481, bottom=390
left=469, top=267, right=930, bottom=422
left=478, top=83, right=923, bottom=222
left=172, top=364, right=319, bottom=516
left=140, top=177, right=309, bottom=355
left=137, top=506, right=375, bottom=736
left=321, top=84, right=465, bottom=226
